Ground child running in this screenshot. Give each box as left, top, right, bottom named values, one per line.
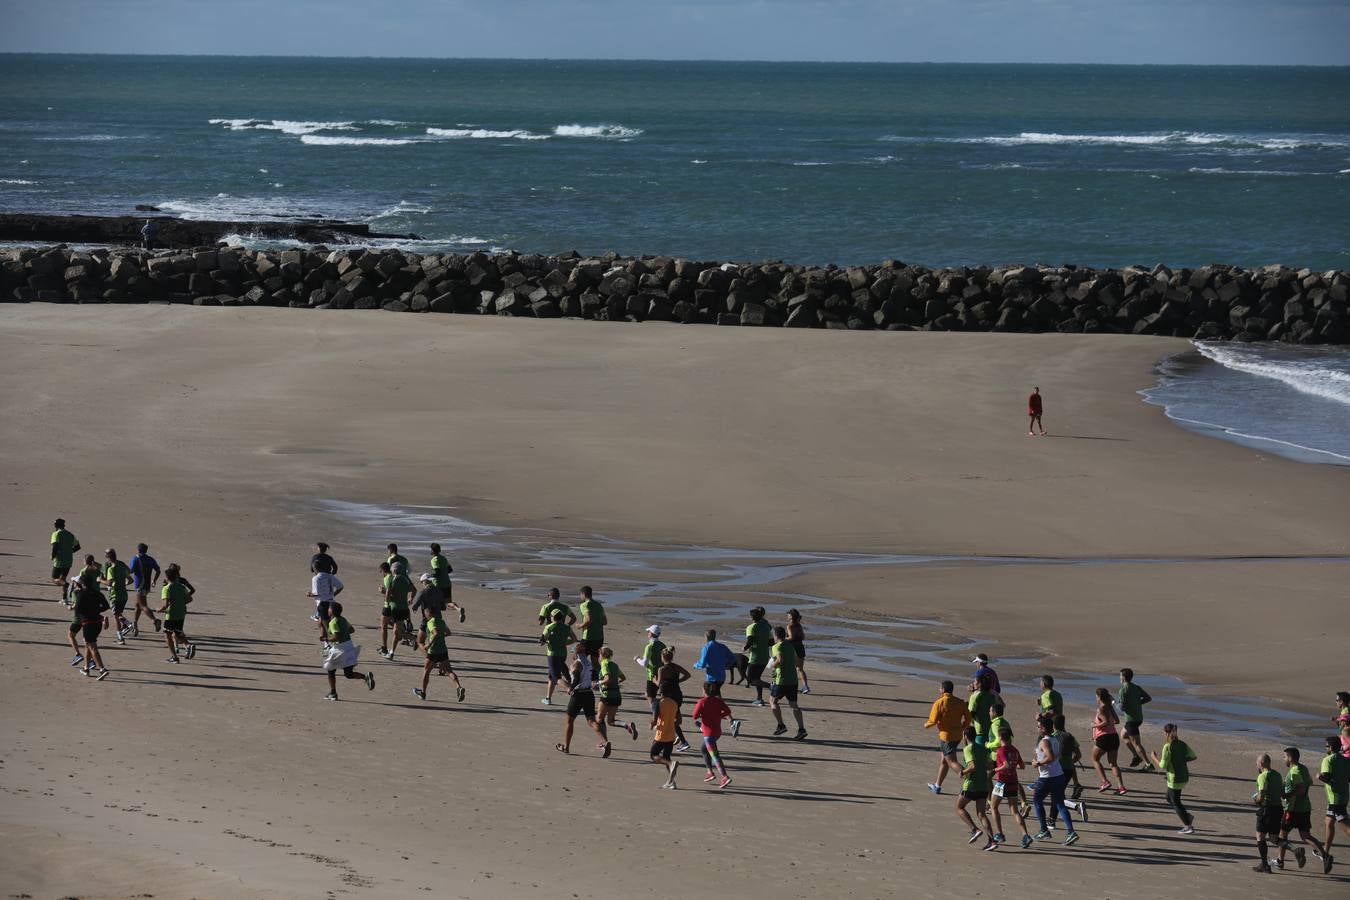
left=692, top=682, right=733, bottom=788
left=413, top=611, right=465, bottom=702
left=322, top=601, right=375, bottom=700
left=991, top=726, right=1033, bottom=849
left=650, top=690, right=681, bottom=789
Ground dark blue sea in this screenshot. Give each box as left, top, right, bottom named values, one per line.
left=1, top=55, right=1348, bottom=268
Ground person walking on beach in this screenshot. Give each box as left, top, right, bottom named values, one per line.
left=578, top=585, right=605, bottom=669
left=321, top=601, right=374, bottom=700
left=1276, top=746, right=1327, bottom=870
left=990, top=726, right=1033, bottom=849
left=127, top=542, right=161, bottom=635
left=377, top=561, right=415, bottom=659
left=972, top=653, right=1002, bottom=695
left=99, top=548, right=132, bottom=644
left=50, top=518, right=80, bottom=604
left=71, top=557, right=111, bottom=680
left=540, top=608, right=576, bottom=705
left=1317, top=735, right=1350, bottom=873
left=743, top=607, right=772, bottom=706
left=557, top=641, right=608, bottom=755
left=766, top=625, right=806, bottom=740
left=954, top=725, right=997, bottom=850
left=310, top=541, right=337, bottom=575
left=1254, top=752, right=1284, bottom=873
left=537, top=588, right=574, bottom=628
left=1038, top=675, right=1063, bottom=719
left=1151, top=723, right=1197, bottom=834
left=1118, top=668, right=1155, bottom=771
left=1053, top=714, right=1086, bottom=800
left=636, top=624, right=666, bottom=712
left=1028, top=386, right=1046, bottom=436
left=157, top=564, right=195, bottom=663
left=1029, top=714, right=1079, bottom=845
left=925, top=680, right=971, bottom=795
left=1091, top=687, right=1128, bottom=795
left=694, top=628, right=736, bottom=693
left=656, top=646, right=693, bottom=752
left=785, top=608, right=811, bottom=694
left=692, top=682, right=734, bottom=788
left=650, top=689, right=681, bottom=789
left=413, top=610, right=466, bottom=702
left=597, top=646, right=639, bottom=741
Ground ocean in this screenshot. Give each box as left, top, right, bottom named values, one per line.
left=1, top=55, right=1348, bottom=268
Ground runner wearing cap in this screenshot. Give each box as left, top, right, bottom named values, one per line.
left=1317, top=735, right=1350, bottom=873
left=127, top=543, right=161, bottom=635
left=972, top=653, right=1002, bottom=694
left=540, top=609, right=576, bottom=705
left=50, top=518, right=80, bottom=604
left=377, top=560, right=415, bottom=659
left=321, top=601, right=374, bottom=700
left=99, top=548, right=132, bottom=643
left=766, top=625, right=806, bottom=741
left=636, top=624, right=666, bottom=714
left=412, top=572, right=464, bottom=629
left=742, top=607, right=772, bottom=706
left=1118, top=668, right=1156, bottom=771
left=925, top=680, right=971, bottom=795
left=1151, top=723, right=1197, bottom=834
left=556, top=641, right=609, bottom=756
left=1275, top=746, right=1327, bottom=870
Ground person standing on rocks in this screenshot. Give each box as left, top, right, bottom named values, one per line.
left=127, top=542, right=161, bottom=636
left=1028, top=386, right=1046, bottom=436
left=925, top=679, right=971, bottom=795
left=1118, top=668, right=1156, bottom=771
left=50, top=518, right=80, bottom=604
left=1151, top=723, right=1197, bottom=834
left=743, top=607, right=772, bottom=706
left=140, top=218, right=157, bottom=250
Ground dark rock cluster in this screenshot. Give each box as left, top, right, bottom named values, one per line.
left=4, top=245, right=1347, bottom=343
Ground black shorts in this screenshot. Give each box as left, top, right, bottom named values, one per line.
left=644, top=680, right=658, bottom=700
left=81, top=621, right=102, bottom=643
left=790, top=640, right=805, bottom=659
left=1282, top=810, right=1313, bottom=833
left=427, top=651, right=450, bottom=664
left=599, top=694, right=621, bottom=709
left=650, top=740, right=674, bottom=760
left=746, top=662, right=767, bottom=683
left=771, top=683, right=798, bottom=704
left=1327, top=804, right=1348, bottom=823
left=52, top=565, right=71, bottom=581
left=163, top=618, right=185, bottom=634
left=112, top=596, right=128, bottom=616
left=961, top=790, right=989, bottom=802
left=315, top=600, right=333, bottom=619
left=547, top=654, right=568, bottom=681
left=567, top=690, right=596, bottom=720
left=1256, top=807, right=1283, bottom=835
left=69, top=622, right=81, bottom=635
left=1094, top=733, right=1120, bottom=753
left=581, top=638, right=603, bottom=657
left=660, top=684, right=684, bottom=705
left=383, top=607, right=410, bottom=622
left=1123, top=721, right=1141, bottom=738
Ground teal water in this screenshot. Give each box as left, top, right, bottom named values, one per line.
left=1, top=55, right=1348, bottom=266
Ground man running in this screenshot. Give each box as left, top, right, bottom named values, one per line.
left=537, top=588, right=574, bottom=628
left=322, top=600, right=374, bottom=700
left=1030, top=714, right=1079, bottom=846
left=377, top=561, right=415, bottom=659
left=743, top=607, right=772, bottom=706
left=50, top=518, right=80, bottom=604
left=540, top=608, right=576, bottom=705
left=99, top=548, right=132, bottom=644
left=925, top=680, right=972, bottom=795
left=596, top=646, right=638, bottom=741
left=656, top=647, right=693, bottom=752
left=692, top=682, right=734, bottom=788
left=157, top=565, right=195, bottom=663
left=955, top=725, right=997, bottom=851
left=1028, top=386, right=1046, bottom=436
left=385, top=543, right=409, bottom=572
left=1053, top=714, right=1086, bottom=800
left=636, top=624, right=666, bottom=713
left=71, top=556, right=111, bottom=680
left=1276, top=746, right=1327, bottom=870
left=1118, top=668, right=1155, bottom=771
left=1253, top=753, right=1284, bottom=873
left=556, top=641, right=608, bottom=756
left=128, top=543, right=161, bottom=635
left=972, top=653, right=1002, bottom=694
left=1151, top=723, right=1197, bottom=834
left=412, top=573, right=464, bottom=630
left=413, top=610, right=466, bottom=702
left=1317, top=734, right=1350, bottom=873
left=766, top=625, right=806, bottom=740
left=428, top=542, right=453, bottom=606
left=577, top=585, right=606, bottom=669
left=1038, top=675, right=1063, bottom=718
left=694, top=629, right=737, bottom=695
left=310, top=541, right=337, bottom=575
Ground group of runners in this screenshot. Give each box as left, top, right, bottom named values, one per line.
left=924, top=653, right=1350, bottom=872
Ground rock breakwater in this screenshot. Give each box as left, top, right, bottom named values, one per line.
left=3, top=245, right=1347, bottom=343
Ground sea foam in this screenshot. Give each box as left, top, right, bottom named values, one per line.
left=552, top=123, right=643, bottom=139
left=425, top=127, right=548, bottom=141
left=1198, top=342, right=1350, bottom=406
left=300, top=135, right=417, bottom=146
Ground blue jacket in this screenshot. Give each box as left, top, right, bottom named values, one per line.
left=694, top=640, right=735, bottom=682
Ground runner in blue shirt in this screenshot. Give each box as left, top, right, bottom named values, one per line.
left=128, top=543, right=161, bottom=636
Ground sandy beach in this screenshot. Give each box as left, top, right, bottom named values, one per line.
left=1, top=305, right=1347, bottom=898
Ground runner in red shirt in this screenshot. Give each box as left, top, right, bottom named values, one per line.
left=1028, top=386, right=1046, bottom=436
left=991, top=727, right=1034, bottom=848
left=692, top=682, right=734, bottom=789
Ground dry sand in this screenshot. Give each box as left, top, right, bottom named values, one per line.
left=1, top=305, right=1346, bottom=898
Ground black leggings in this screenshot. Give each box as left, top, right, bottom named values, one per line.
left=1165, top=787, right=1193, bottom=827
left=747, top=663, right=767, bottom=700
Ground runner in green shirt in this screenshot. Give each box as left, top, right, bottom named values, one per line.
left=1118, top=668, right=1155, bottom=771
left=597, top=646, right=638, bottom=740
left=578, top=585, right=606, bottom=666
left=1318, top=736, right=1350, bottom=873
left=540, top=610, right=577, bottom=705
left=743, top=607, right=772, bottom=705
left=968, top=676, right=996, bottom=742
left=100, top=548, right=132, bottom=642
left=1253, top=753, right=1283, bottom=873
left=156, top=569, right=195, bottom=663
left=638, top=624, right=667, bottom=713
left=1276, top=746, right=1327, bottom=870
left=50, top=518, right=80, bottom=603
left=384, top=543, right=409, bottom=573
left=414, top=613, right=465, bottom=703
left=986, top=702, right=1008, bottom=750
left=378, top=561, right=415, bottom=659
left=767, top=626, right=806, bottom=740
left=1150, top=723, right=1197, bottom=833
left=1038, top=675, right=1063, bottom=718
left=321, top=601, right=374, bottom=699
left=955, top=726, right=997, bottom=850
left=536, top=588, right=575, bottom=627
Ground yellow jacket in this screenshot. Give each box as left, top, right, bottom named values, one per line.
left=925, top=692, right=971, bottom=742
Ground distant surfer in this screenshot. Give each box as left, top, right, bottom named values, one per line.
left=1028, top=386, right=1046, bottom=436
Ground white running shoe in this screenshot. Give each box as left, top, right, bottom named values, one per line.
left=1179, top=826, right=1195, bottom=834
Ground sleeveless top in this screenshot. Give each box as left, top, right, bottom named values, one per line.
left=1036, top=735, right=1063, bottom=779
left=573, top=655, right=594, bottom=692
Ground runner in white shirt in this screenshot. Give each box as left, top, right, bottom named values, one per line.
left=307, top=571, right=344, bottom=640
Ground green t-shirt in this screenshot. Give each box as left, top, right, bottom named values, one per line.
left=598, top=659, right=623, bottom=699
left=430, top=554, right=452, bottom=589
left=383, top=573, right=414, bottom=610
left=161, top=581, right=190, bottom=620
left=579, top=599, right=606, bottom=643
left=387, top=553, right=409, bottom=572
left=641, top=638, right=666, bottom=681
left=1256, top=769, right=1282, bottom=808
left=1159, top=740, right=1196, bottom=789
left=962, top=743, right=991, bottom=793
left=744, top=620, right=771, bottom=665
left=1284, top=763, right=1313, bottom=813
left=51, top=528, right=78, bottom=567
left=103, top=560, right=129, bottom=600
left=773, top=641, right=798, bottom=686
left=1321, top=752, right=1350, bottom=806
left=1039, top=689, right=1063, bottom=714
left=969, top=690, right=995, bottom=735
left=539, top=600, right=571, bottom=624
left=328, top=615, right=354, bottom=644
left=543, top=622, right=575, bottom=658
left=426, top=616, right=449, bottom=656
left=986, top=715, right=1008, bottom=749
left=1118, top=682, right=1148, bottom=724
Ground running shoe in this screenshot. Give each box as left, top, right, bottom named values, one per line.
left=1252, top=863, right=1272, bottom=873
left=927, top=783, right=942, bottom=795
left=1128, top=754, right=1142, bottom=768
left=83, top=666, right=96, bottom=677
left=800, top=686, right=811, bottom=695
left=186, top=644, right=197, bottom=660
left=459, top=608, right=466, bottom=623
left=967, top=829, right=982, bottom=844
left=750, top=699, right=765, bottom=707
left=115, top=636, right=125, bottom=645
left=365, top=672, right=375, bottom=691
left=131, top=623, right=139, bottom=637
left=1178, top=826, right=1195, bottom=835
left=457, top=686, right=466, bottom=702
left=1078, top=802, right=1089, bottom=822
left=601, top=742, right=612, bottom=759
left=794, top=730, right=808, bottom=741
left=540, top=697, right=551, bottom=705
left=1273, top=858, right=1284, bottom=870
left=705, top=772, right=718, bottom=783
left=1142, top=763, right=1157, bottom=773
left=413, top=688, right=425, bottom=700
left=983, top=841, right=998, bottom=851
left=1294, top=846, right=1306, bottom=869
left=993, top=833, right=1006, bottom=844
left=69, top=654, right=84, bottom=666
left=675, top=741, right=691, bottom=753
left=627, top=722, right=638, bottom=740
left=1033, top=830, right=1051, bottom=841
left=1020, top=834, right=1033, bottom=849
left=324, top=692, right=338, bottom=701
left=661, top=782, right=676, bottom=790
left=1324, top=853, right=1334, bottom=874
left=95, top=668, right=109, bottom=681
left=1064, top=831, right=1080, bottom=846
left=772, top=724, right=788, bottom=736
left=730, top=719, right=742, bottom=738
left=1115, top=787, right=1128, bottom=796
left=166, top=656, right=180, bottom=663
left=153, top=619, right=161, bottom=633
left=1097, top=781, right=1113, bottom=793
left=310, top=613, right=321, bottom=622
left=718, top=775, right=732, bottom=789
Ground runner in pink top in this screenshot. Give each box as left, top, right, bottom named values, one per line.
left=1091, top=687, right=1128, bottom=795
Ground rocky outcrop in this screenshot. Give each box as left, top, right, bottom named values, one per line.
left=0, top=213, right=418, bottom=249
left=2, top=244, right=1347, bottom=344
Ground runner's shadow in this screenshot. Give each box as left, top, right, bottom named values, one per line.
left=724, top=786, right=905, bottom=804
left=1046, top=435, right=1130, bottom=442
left=376, top=702, right=526, bottom=716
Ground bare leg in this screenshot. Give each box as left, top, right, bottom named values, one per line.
left=1092, top=747, right=1108, bottom=786
left=1107, top=749, right=1125, bottom=790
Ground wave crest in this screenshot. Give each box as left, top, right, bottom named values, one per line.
left=425, top=127, right=548, bottom=141
left=301, top=135, right=417, bottom=146
left=553, top=123, right=643, bottom=139
left=1198, top=342, right=1350, bottom=406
